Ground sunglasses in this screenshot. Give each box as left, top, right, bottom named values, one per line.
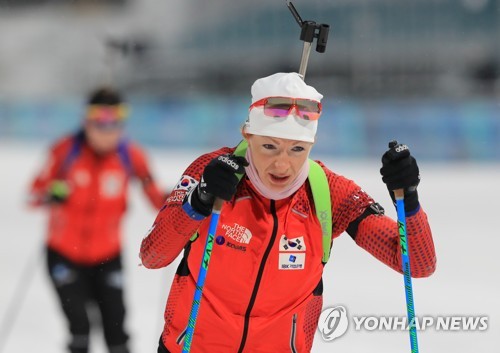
left=86, top=104, right=128, bottom=122
left=87, top=120, right=124, bottom=131
left=249, top=96, right=322, bottom=121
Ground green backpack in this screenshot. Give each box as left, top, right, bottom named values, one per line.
left=233, top=140, right=332, bottom=264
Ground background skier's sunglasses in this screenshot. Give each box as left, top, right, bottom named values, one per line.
left=86, top=105, right=128, bottom=122
left=249, top=97, right=322, bottom=121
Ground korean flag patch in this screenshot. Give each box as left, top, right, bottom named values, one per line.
left=174, top=175, right=198, bottom=192
left=279, top=235, right=306, bottom=252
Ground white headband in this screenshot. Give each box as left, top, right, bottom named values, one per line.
left=244, top=72, right=323, bottom=143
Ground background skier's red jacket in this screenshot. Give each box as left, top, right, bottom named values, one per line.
left=140, top=146, right=436, bottom=353
left=30, top=132, right=165, bottom=265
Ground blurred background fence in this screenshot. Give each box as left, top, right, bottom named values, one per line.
left=0, top=0, right=499, bottom=160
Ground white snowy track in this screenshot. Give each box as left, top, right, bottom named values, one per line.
left=1, top=141, right=498, bottom=353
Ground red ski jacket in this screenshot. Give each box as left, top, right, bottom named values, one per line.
left=30, top=131, right=165, bottom=265
left=140, top=146, right=436, bottom=353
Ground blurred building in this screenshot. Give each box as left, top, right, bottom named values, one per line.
left=0, top=0, right=499, bottom=98
left=0, top=0, right=499, bottom=161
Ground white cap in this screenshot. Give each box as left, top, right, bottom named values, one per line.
left=244, top=72, right=323, bottom=143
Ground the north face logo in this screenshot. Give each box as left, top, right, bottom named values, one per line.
left=221, top=223, right=252, bottom=244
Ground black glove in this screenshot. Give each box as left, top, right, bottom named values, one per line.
left=380, top=141, right=420, bottom=213
left=46, top=180, right=71, bottom=204
left=186, top=154, right=248, bottom=217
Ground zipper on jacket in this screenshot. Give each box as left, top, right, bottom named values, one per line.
left=290, top=313, right=298, bottom=353
left=237, top=200, right=279, bottom=353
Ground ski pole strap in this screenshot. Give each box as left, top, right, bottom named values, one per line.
left=308, top=160, right=332, bottom=264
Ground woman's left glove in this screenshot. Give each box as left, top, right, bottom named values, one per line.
left=46, top=180, right=71, bottom=204
left=380, top=141, right=420, bottom=214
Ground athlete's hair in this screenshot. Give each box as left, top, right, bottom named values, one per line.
left=87, top=87, right=123, bottom=106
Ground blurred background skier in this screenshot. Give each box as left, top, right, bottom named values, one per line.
left=28, top=87, right=167, bottom=353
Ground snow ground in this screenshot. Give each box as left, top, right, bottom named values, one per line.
left=0, top=140, right=498, bottom=353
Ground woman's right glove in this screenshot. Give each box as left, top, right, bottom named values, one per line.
left=183, top=154, right=248, bottom=219
left=380, top=141, right=420, bottom=214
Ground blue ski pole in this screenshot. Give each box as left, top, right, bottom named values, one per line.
left=182, top=198, right=224, bottom=353
left=394, top=187, right=419, bottom=353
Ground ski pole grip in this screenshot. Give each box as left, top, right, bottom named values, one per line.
left=212, top=198, right=224, bottom=213
left=387, top=140, right=405, bottom=200
left=394, top=189, right=405, bottom=200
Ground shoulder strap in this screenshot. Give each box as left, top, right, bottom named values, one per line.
left=60, top=134, right=133, bottom=178
left=233, top=140, right=333, bottom=264
left=308, top=160, right=332, bottom=264
left=117, top=139, right=133, bottom=176
left=58, top=132, right=84, bottom=178
left=233, top=139, right=248, bottom=181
